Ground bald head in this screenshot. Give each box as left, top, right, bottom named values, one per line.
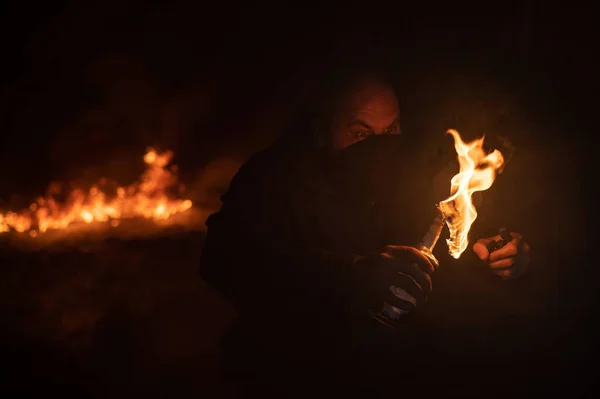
left=328, top=76, right=401, bottom=149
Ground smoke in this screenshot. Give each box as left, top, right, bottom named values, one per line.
left=0, top=49, right=264, bottom=245
left=0, top=50, right=242, bottom=386
left=188, top=157, right=242, bottom=210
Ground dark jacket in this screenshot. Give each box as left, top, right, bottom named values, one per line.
left=200, top=134, right=534, bottom=396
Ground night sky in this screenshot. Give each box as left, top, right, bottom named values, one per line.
left=0, top=1, right=596, bottom=396
left=2, top=2, right=593, bottom=187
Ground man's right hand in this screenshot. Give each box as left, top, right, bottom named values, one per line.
left=351, top=245, right=435, bottom=313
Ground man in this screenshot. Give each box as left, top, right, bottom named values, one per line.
left=200, top=69, right=532, bottom=396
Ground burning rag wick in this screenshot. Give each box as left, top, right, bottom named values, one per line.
left=0, top=148, right=193, bottom=237
left=436, top=129, right=505, bottom=259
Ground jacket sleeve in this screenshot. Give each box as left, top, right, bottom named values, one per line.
left=199, top=150, right=360, bottom=312
left=463, top=172, right=540, bottom=328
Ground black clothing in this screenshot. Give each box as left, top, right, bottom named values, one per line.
left=201, top=135, right=535, bottom=397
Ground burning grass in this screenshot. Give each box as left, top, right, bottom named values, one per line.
left=0, top=148, right=194, bottom=238
left=0, top=148, right=239, bottom=395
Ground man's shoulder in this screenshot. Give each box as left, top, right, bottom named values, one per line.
left=224, top=146, right=305, bottom=198
left=235, top=146, right=290, bottom=180
left=241, top=146, right=286, bottom=169
left=236, top=144, right=315, bottom=182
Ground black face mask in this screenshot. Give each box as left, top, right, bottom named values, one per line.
left=325, top=134, right=425, bottom=203
left=321, top=134, right=442, bottom=242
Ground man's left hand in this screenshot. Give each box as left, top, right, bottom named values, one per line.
left=472, top=232, right=531, bottom=280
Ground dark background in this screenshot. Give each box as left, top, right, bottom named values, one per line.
left=0, top=1, right=596, bottom=397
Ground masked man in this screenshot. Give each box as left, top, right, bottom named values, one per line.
left=200, top=69, right=532, bottom=397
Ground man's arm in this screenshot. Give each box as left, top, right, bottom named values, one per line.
left=200, top=147, right=436, bottom=323
left=199, top=150, right=360, bottom=312
left=468, top=185, right=536, bottom=317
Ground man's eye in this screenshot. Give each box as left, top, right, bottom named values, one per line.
left=384, top=124, right=401, bottom=134
left=356, top=131, right=373, bottom=138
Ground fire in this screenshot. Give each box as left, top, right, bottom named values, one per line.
left=0, top=148, right=192, bottom=236
left=438, top=129, right=505, bottom=258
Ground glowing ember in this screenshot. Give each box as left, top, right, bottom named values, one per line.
left=0, top=148, right=192, bottom=236
left=438, top=129, right=505, bottom=258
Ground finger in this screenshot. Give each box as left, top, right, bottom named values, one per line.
left=384, top=246, right=435, bottom=274
left=476, top=235, right=501, bottom=245
left=489, top=257, right=515, bottom=269
left=389, top=272, right=426, bottom=303
left=383, top=246, right=434, bottom=273
left=472, top=241, right=490, bottom=261
left=489, top=239, right=519, bottom=262
left=392, top=262, right=432, bottom=293
left=493, top=268, right=513, bottom=279
left=384, top=291, right=417, bottom=311
left=389, top=286, right=417, bottom=307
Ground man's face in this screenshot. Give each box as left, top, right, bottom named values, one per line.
left=329, top=79, right=401, bottom=149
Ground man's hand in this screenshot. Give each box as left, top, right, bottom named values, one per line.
left=352, top=245, right=435, bottom=313
left=473, top=232, right=531, bottom=280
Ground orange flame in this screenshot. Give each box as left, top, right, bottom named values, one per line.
left=0, top=148, right=192, bottom=237
left=438, top=129, right=505, bottom=258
